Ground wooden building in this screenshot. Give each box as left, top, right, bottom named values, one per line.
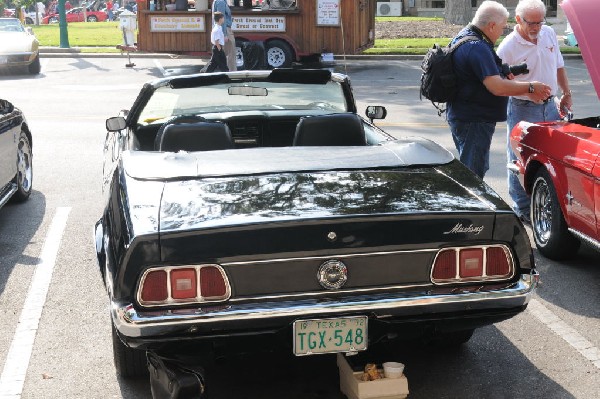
left=135, top=0, right=377, bottom=67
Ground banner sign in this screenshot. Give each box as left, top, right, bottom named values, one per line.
left=150, top=16, right=205, bottom=32
left=232, top=16, right=286, bottom=32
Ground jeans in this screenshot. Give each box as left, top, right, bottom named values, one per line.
left=507, top=97, right=561, bottom=217
left=448, top=120, right=496, bottom=179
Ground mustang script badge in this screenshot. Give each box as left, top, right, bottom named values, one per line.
left=317, top=260, right=348, bottom=290
left=443, top=223, right=484, bottom=235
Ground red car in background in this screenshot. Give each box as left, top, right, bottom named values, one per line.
left=509, top=0, right=600, bottom=260
left=42, top=7, right=107, bottom=24
left=3, top=9, right=15, bottom=17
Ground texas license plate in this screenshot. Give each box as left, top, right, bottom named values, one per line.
left=293, top=316, right=368, bottom=356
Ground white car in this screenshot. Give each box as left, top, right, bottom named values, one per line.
left=0, top=18, right=40, bottom=74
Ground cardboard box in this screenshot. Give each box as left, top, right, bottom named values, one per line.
left=337, top=353, right=409, bottom=399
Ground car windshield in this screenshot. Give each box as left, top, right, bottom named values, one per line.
left=0, top=19, right=25, bottom=32
left=138, top=80, right=348, bottom=124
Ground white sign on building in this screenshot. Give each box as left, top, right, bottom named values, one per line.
left=232, top=16, right=286, bottom=32
left=150, top=16, right=206, bottom=32
left=316, top=0, right=340, bottom=26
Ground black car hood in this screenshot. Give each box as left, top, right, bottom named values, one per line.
left=156, top=164, right=501, bottom=233
left=118, top=140, right=509, bottom=236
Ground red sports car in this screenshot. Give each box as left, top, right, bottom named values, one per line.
left=509, top=0, right=600, bottom=260
left=42, top=7, right=108, bottom=24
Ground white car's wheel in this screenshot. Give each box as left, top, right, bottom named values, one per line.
left=11, top=131, right=33, bottom=202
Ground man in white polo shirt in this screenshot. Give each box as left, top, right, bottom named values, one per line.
left=497, top=0, right=572, bottom=225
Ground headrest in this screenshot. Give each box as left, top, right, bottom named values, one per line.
left=293, top=113, right=366, bottom=146
left=157, top=122, right=234, bottom=152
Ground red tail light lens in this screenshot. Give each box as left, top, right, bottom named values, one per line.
left=140, top=270, right=168, bottom=302
left=432, top=249, right=456, bottom=280
left=171, top=268, right=197, bottom=299
left=486, top=247, right=511, bottom=277
left=200, top=266, right=227, bottom=298
left=459, top=248, right=483, bottom=278
left=431, top=245, right=514, bottom=284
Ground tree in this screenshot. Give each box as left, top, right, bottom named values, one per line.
left=445, top=0, right=473, bottom=26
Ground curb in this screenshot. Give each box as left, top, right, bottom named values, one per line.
left=39, top=48, right=582, bottom=61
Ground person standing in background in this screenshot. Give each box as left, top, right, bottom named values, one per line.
left=446, top=0, right=551, bottom=179
left=212, top=0, right=237, bottom=71
left=497, top=0, right=572, bottom=225
left=106, top=0, right=114, bottom=21
left=206, top=11, right=229, bottom=72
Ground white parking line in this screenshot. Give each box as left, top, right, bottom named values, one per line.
left=0, top=207, right=71, bottom=398
left=154, top=59, right=166, bottom=77
left=529, top=298, right=600, bottom=369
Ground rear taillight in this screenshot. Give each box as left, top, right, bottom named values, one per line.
left=138, top=265, right=230, bottom=306
left=431, top=245, right=514, bottom=284
left=459, top=248, right=483, bottom=278
left=171, top=268, right=197, bottom=299
left=140, top=270, right=168, bottom=302
left=200, top=266, right=227, bottom=298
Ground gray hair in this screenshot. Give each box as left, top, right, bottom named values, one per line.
left=472, top=0, right=510, bottom=28
left=515, top=0, right=547, bottom=18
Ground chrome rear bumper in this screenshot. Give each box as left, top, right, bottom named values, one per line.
left=113, top=272, right=538, bottom=339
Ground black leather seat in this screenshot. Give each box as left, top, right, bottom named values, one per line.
left=155, top=121, right=234, bottom=152
left=292, top=113, right=367, bottom=146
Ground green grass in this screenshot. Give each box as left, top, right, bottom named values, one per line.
left=31, top=21, right=123, bottom=47
left=33, top=20, right=580, bottom=56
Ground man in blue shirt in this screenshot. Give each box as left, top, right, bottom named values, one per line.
left=212, top=0, right=237, bottom=71
left=447, top=0, right=551, bottom=179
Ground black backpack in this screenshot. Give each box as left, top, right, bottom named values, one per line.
left=420, top=35, right=478, bottom=114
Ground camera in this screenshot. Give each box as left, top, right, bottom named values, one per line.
left=501, top=62, right=529, bottom=77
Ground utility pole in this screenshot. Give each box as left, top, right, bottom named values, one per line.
left=58, top=0, right=70, bottom=48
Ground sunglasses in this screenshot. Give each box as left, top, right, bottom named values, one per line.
left=522, top=17, right=546, bottom=27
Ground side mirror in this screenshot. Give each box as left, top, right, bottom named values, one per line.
left=365, top=106, right=387, bottom=123
left=26, top=27, right=34, bottom=35
left=106, top=116, right=126, bottom=131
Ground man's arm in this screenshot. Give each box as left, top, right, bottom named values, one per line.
left=557, top=67, right=573, bottom=112
left=483, top=75, right=551, bottom=102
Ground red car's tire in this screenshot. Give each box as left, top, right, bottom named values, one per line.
left=531, top=168, right=580, bottom=259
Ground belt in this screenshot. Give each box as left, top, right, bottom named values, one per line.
left=512, top=95, right=554, bottom=105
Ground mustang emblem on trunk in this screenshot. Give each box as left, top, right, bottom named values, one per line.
left=318, top=260, right=348, bottom=289
left=443, top=223, right=484, bottom=235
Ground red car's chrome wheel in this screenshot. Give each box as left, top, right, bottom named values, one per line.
left=531, top=169, right=580, bottom=260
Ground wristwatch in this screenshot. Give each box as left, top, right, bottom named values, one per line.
left=528, top=83, right=535, bottom=93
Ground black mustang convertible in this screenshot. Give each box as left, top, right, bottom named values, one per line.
left=96, top=69, right=538, bottom=386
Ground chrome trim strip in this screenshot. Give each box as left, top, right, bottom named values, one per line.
left=0, top=184, right=17, bottom=209
left=222, top=248, right=439, bottom=266
left=226, top=283, right=433, bottom=303
left=113, top=272, right=538, bottom=338
left=568, top=228, right=600, bottom=252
